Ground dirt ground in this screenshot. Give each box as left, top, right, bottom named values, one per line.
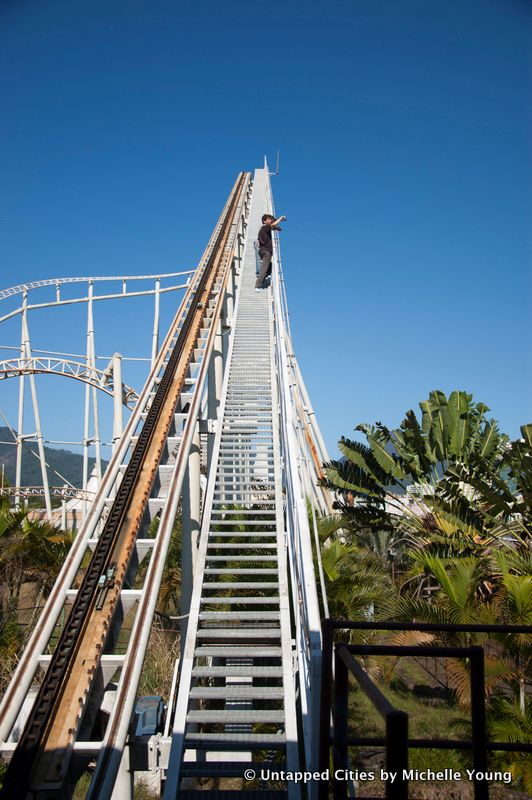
left=356, top=778, right=531, bottom=799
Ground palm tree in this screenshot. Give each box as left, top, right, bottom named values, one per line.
left=320, top=536, right=396, bottom=623
left=442, top=423, right=532, bottom=550
left=0, top=498, right=72, bottom=693
left=320, top=391, right=529, bottom=565
left=488, top=697, right=532, bottom=792
left=451, top=697, right=532, bottom=793
left=489, top=551, right=532, bottom=713
left=395, top=551, right=531, bottom=719
left=0, top=498, right=72, bottom=618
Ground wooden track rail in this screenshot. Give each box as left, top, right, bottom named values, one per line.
left=0, top=173, right=248, bottom=800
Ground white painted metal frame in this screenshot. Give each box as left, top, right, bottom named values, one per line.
left=0, top=179, right=250, bottom=792
left=87, top=177, right=252, bottom=800
left=0, top=357, right=138, bottom=405
left=0, top=272, right=192, bottom=519
left=0, top=166, right=333, bottom=799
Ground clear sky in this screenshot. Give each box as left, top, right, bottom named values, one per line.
left=1, top=0, right=531, bottom=460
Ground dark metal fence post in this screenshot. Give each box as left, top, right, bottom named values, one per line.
left=385, top=710, right=408, bottom=800
left=470, top=646, right=489, bottom=800
left=318, top=619, right=333, bottom=800
left=333, top=646, right=349, bottom=800
left=318, top=621, right=532, bottom=800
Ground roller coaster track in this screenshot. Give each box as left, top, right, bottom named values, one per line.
left=0, top=166, right=330, bottom=800
left=0, top=173, right=250, bottom=799
left=0, top=272, right=194, bottom=301
left=0, top=357, right=138, bottom=407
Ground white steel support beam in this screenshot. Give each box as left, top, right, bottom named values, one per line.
left=269, top=277, right=300, bottom=799
left=151, top=277, right=161, bottom=365
left=15, top=292, right=27, bottom=509
left=21, top=305, right=52, bottom=519
left=112, top=353, right=124, bottom=451
left=207, top=319, right=223, bottom=468
left=88, top=283, right=102, bottom=484
left=0, top=357, right=138, bottom=406
left=181, top=423, right=201, bottom=639
left=82, top=282, right=93, bottom=509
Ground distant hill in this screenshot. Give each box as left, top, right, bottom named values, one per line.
left=0, top=427, right=107, bottom=488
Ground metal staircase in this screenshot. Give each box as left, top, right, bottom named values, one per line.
left=165, top=175, right=298, bottom=798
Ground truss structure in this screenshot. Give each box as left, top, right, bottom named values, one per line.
left=0, top=165, right=332, bottom=800
left=0, top=270, right=194, bottom=518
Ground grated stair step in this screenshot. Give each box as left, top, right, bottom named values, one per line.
left=206, top=543, right=277, bottom=550
left=189, top=686, right=284, bottom=699
left=195, top=629, right=281, bottom=639
left=184, top=733, right=286, bottom=750
left=200, top=597, right=280, bottom=605
left=201, top=582, right=279, bottom=589
left=191, top=666, right=283, bottom=678
left=204, top=569, right=278, bottom=575
left=179, top=792, right=286, bottom=800
left=194, top=646, right=282, bottom=658
left=198, top=611, right=280, bottom=621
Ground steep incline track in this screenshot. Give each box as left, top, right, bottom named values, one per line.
left=0, top=165, right=330, bottom=800
left=0, top=174, right=248, bottom=800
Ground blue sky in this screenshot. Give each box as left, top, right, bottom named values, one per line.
left=1, top=0, right=531, bottom=460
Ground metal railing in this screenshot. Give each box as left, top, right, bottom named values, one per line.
left=319, top=620, right=532, bottom=800
left=266, top=176, right=326, bottom=787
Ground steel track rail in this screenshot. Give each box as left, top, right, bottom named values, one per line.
left=0, top=271, right=194, bottom=301
left=0, top=356, right=138, bottom=407
left=0, top=184, right=233, bottom=751
left=0, top=173, right=248, bottom=800
left=85, top=174, right=250, bottom=800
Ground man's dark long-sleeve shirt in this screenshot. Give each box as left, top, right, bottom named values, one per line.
left=258, top=224, right=273, bottom=255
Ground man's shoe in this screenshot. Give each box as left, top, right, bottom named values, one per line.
left=255, top=287, right=262, bottom=292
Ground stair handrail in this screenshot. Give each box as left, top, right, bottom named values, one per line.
left=266, top=175, right=324, bottom=785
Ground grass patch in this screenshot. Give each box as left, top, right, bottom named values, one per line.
left=347, top=662, right=529, bottom=798
left=138, top=620, right=180, bottom=698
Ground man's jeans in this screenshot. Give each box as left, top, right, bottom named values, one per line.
left=255, top=251, right=272, bottom=288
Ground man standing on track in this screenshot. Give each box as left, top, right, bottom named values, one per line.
left=255, top=213, right=286, bottom=291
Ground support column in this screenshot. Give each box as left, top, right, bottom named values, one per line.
left=15, top=292, right=27, bottom=509
left=207, top=319, right=223, bottom=469
left=151, top=277, right=161, bottom=366
left=82, top=282, right=93, bottom=512
left=88, top=285, right=102, bottom=483
left=82, top=281, right=103, bottom=513
left=180, top=424, right=201, bottom=639
left=112, top=353, right=124, bottom=452
left=61, top=486, right=67, bottom=530
left=21, top=307, right=52, bottom=519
